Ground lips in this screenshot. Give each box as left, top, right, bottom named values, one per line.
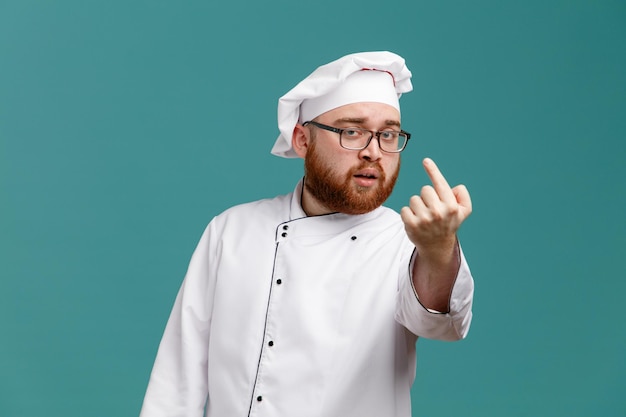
left=354, top=168, right=380, bottom=179
left=353, top=167, right=381, bottom=187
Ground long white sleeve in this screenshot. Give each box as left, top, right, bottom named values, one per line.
left=395, top=246, right=474, bottom=341
left=140, top=224, right=216, bottom=417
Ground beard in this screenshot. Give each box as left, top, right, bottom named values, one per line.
left=303, top=140, right=400, bottom=215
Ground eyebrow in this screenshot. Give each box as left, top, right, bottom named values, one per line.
left=333, top=117, right=401, bottom=128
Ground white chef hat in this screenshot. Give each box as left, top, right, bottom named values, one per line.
left=272, top=51, right=413, bottom=158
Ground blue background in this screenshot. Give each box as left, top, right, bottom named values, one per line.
left=1, top=1, right=625, bottom=416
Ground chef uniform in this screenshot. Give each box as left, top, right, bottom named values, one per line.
left=140, top=51, right=474, bottom=417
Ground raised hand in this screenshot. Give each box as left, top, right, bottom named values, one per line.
left=400, top=158, right=472, bottom=311
left=400, top=158, right=472, bottom=258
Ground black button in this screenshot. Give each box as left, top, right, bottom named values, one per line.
left=268, top=341, right=274, bottom=346
left=257, top=396, right=263, bottom=402
left=276, top=279, right=282, bottom=285
left=283, top=225, right=289, bottom=230
left=281, top=232, right=288, bottom=237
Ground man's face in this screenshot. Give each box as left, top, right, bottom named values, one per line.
left=301, top=102, right=401, bottom=215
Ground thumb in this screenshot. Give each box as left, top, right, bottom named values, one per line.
left=452, top=184, right=472, bottom=214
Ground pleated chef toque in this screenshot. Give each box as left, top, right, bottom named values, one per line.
left=272, top=51, right=413, bottom=158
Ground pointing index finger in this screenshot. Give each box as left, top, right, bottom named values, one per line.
left=423, top=158, right=455, bottom=203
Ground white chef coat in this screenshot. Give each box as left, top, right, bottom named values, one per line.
left=140, top=180, right=474, bottom=417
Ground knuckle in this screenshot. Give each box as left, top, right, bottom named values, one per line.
left=430, top=210, right=443, bottom=222
left=400, top=206, right=413, bottom=220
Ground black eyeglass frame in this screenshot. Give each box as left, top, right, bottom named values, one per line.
left=302, top=121, right=411, bottom=153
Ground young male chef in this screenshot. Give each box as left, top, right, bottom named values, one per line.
left=140, top=51, right=474, bottom=417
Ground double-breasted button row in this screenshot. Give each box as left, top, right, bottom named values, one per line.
left=256, top=228, right=290, bottom=410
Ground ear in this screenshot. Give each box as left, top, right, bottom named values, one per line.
left=291, top=124, right=310, bottom=159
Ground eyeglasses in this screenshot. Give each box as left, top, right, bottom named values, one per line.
left=302, top=121, right=411, bottom=153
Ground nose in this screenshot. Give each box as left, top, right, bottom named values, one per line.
left=358, top=136, right=382, bottom=162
